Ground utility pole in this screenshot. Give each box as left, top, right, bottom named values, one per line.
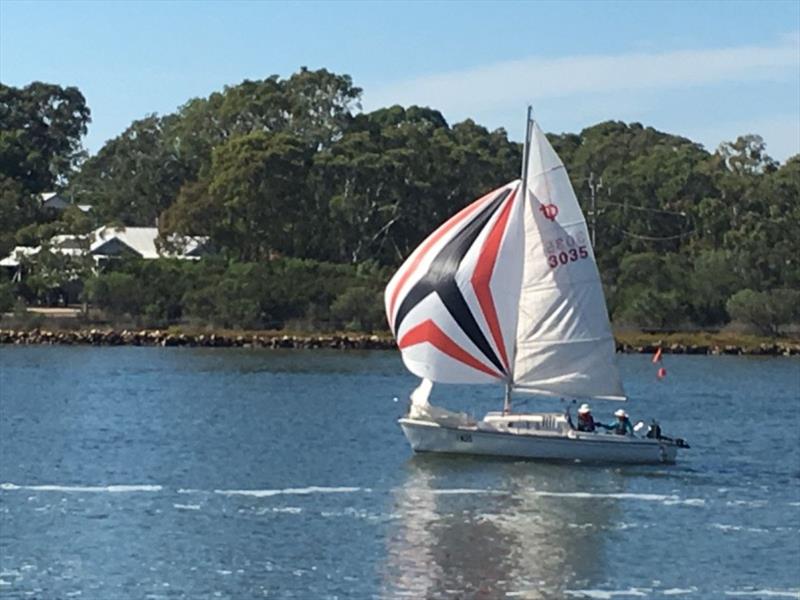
left=587, top=172, right=603, bottom=248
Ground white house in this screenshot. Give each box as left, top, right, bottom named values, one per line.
left=88, top=226, right=210, bottom=260
left=0, top=226, right=212, bottom=281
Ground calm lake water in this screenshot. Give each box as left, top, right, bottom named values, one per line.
left=1, top=346, right=799, bottom=599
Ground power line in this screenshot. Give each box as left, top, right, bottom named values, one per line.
left=584, top=173, right=694, bottom=245
left=606, top=223, right=696, bottom=241
left=601, top=200, right=689, bottom=217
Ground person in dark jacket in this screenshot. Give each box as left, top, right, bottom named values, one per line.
left=600, top=408, right=635, bottom=436
left=576, top=403, right=597, bottom=432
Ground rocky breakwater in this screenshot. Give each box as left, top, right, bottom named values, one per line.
left=1, top=329, right=799, bottom=355
left=615, top=340, right=800, bottom=356
left=0, top=328, right=396, bottom=350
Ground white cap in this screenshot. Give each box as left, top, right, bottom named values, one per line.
left=615, top=409, right=628, bottom=418
left=578, top=403, right=591, bottom=415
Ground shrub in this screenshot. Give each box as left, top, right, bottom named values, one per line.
left=0, top=280, right=14, bottom=313
left=85, top=272, right=141, bottom=317
left=726, top=288, right=800, bottom=335
left=331, top=285, right=385, bottom=332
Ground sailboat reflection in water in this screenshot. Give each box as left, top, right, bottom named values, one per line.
left=380, top=459, right=614, bottom=598
left=385, top=108, right=688, bottom=464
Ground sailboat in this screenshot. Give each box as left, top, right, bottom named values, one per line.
left=384, top=108, right=688, bottom=464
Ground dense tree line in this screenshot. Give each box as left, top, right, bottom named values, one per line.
left=1, top=71, right=798, bottom=333
left=82, top=257, right=388, bottom=331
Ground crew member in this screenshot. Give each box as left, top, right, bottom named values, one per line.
left=602, top=408, right=635, bottom=436
left=576, top=403, right=597, bottom=432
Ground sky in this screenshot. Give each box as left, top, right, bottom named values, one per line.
left=1, top=0, right=799, bottom=161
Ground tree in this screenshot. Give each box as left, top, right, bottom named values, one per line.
left=0, top=176, right=38, bottom=255
left=314, top=106, right=519, bottom=264
left=331, top=286, right=384, bottom=331
left=70, top=115, right=188, bottom=225
left=20, top=244, right=94, bottom=306
left=0, top=82, right=90, bottom=192
left=611, top=252, right=690, bottom=327
left=688, top=249, right=739, bottom=325
left=0, top=280, right=14, bottom=314
left=162, top=131, right=312, bottom=261
left=717, top=135, right=777, bottom=175
left=85, top=271, right=142, bottom=317
left=726, top=289, right=800, bottom=336
left=73, top=68, right=363, bottom=231
left=281, top=67, right=362, bottom=148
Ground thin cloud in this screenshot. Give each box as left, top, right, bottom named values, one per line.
left=364, top=36, right=800, bottom=115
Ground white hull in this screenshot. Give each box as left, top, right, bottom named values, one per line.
left=399, top=417, right=681, bottom=464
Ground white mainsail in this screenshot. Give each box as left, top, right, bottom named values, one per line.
left=385, top=115, right=624, bottom=402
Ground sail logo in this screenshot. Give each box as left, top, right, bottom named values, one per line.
left=539, top=203, right=559, bottom=221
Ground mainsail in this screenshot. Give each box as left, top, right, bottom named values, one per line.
left=385, top=115, right=624, bottom=401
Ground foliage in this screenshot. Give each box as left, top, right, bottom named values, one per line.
left=163, top=131, right=312, bottom=261
left=4, top=72, right=799, bottom=333
left=19, top=245, right=94, bottom=305
left=82, top=256, right=386, bottom=330
left=0, top=82, right=90, bottom=192
left=70, top=115, right=188, bottom=226
left=70, top=68, right=360, bottom=227
left=0, top=280, right=14, bottom=313
left=0, top=82, right=93, bottom=256
left=726, top=289, right=800, bottom=336
left=330, top=286, right=385, bottom=331
left=0, top=176, right=38, bottom=255
left=85, top=271, right=142, bottom=318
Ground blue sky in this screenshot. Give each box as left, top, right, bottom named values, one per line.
left=2, top=0, right=798, bottom=161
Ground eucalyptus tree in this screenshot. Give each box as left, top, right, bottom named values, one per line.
left=0, top=82, right=90, bottom=192
left=0, top=82, right=90, bottom=254
left=71, top=114, right=188, bottom=226
left=162, top=131, right=312, bottom=262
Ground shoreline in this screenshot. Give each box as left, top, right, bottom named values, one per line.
left=1, top=328, right=798, bottom=356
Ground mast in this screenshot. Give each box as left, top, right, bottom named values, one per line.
left=504, top=106, right=533, bottom=415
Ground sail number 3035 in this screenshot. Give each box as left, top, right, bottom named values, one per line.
left=547, top=246, right=589, bottom=268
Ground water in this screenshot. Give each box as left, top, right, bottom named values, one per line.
left=0, top=346, right=798, bottom=599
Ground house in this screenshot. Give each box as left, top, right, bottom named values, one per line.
left=0, top=246, right=39, bottom=282
left=0, top=226, right=212, bottom=281
left=38, top=192, right=92, bottom=213
left=40, top=192, right=71, bottom=211
left=88, top=226, right=210, bottom=261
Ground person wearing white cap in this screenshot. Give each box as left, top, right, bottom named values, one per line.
left=600, top=408, right=635, bottom=436
left=576, top=403, right=597, bottom=432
